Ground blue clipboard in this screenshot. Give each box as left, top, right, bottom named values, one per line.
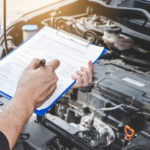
left=0, top=26, right=107, bottom=116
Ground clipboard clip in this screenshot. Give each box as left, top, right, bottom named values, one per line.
left=56, top=30, right=90, bottom=47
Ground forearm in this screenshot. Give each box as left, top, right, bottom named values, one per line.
left=0, top=59, right=59, bottom=150
left=0, top=96, right=34, bottom=150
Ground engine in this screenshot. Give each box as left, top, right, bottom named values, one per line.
left=0, top=0, right=150, bottom=150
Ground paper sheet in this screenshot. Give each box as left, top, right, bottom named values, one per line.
left=0, top=26, right=104, bottom=114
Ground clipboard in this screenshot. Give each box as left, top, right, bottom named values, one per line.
left=56, top=30, right=90, bottom=47
left=0, top=26, right=106, bottom=116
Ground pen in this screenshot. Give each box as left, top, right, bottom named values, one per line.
left=38, top=59, right=46, bottom=67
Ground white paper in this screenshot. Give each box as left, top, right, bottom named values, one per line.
left=0, top=26, right=104, bottom=111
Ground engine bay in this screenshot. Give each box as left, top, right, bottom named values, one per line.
left=0, top=0, right=150, bottom=149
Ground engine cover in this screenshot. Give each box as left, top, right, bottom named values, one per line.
left=123, top=132, right=150, bottom=150
left=94, top=60, right=150, bottom=112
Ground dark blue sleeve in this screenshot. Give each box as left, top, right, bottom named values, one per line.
left=0, top=131, right=9, bottom=150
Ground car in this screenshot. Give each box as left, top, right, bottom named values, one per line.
left=0, top=0, right=150, bottom=149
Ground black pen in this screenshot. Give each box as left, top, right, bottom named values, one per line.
left=38, top=59, right=46, bottom=67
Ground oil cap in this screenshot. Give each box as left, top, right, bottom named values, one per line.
left=104, top=26, right=121, bottom=34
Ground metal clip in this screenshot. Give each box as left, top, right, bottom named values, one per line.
left=56, top=30, right=90, bottom=47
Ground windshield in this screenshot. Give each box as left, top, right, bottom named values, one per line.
left=110, top=0, right=150, bottom=13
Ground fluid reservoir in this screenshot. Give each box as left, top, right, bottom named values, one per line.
left=22, top=25, right=38, bottom=41
left=102, top=25, right=121, bottom=45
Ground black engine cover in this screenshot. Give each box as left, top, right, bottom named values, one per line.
left=123, top=132, right=150, bottom=150
left=94, top=60, right=150, bottom=112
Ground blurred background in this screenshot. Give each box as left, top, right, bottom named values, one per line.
left=0, top=0, right=59, bottom=24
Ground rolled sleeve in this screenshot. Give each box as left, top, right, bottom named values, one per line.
left=0, top=131, right=9, bottom=150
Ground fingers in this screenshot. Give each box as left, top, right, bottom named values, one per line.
left=35, top=79, right=57, bottom=108
left=71, top=61, right=94, bottom=89
left=47, top=83, right=57, bottom=98
left=44, top=82, right=57, bottom=101
left=46, top=59, right=60, bottom=72
left=81, top=67, right=92, bottom=83
left=28, top=58, right=60, bottom=71
left=71, top=74, right=82, bottom=88
left=72, top=69, right=89, bottom=88
left=88, top=60, right=94, bottom=72
left=81, top=60, right=93, bottom=83
left=28, top=58, right=41, bottom=69
left=77, top=69, right=89, bottom=86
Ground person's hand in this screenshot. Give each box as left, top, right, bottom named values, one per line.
left=71, top=61, right=94, bottom=88
left=0, top=59, right=59, bottom=150
left=14, top=58, right=60, bottom=108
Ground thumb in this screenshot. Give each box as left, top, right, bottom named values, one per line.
left=29, top=58, right=41, bottom=69
left=88, top=60, right=94, bottom=72
left=47, top=59, right=60, bottom=72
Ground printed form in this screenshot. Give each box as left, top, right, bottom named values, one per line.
left=0, top=26, right=105, bottom=115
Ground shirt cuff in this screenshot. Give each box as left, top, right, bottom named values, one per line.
left=0, top=131, right=10, bottom=150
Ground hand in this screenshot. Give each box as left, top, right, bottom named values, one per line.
left=71, top=61, right=94, bottom=89
left=0, top=58, right=60, bottom=150
left=14, top=58, right=60, bottom=108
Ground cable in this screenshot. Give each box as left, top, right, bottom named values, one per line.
left=99, top=104, right=123, bottom=112
left=137, top=112, right=150, bottom=116
left=3, top=0, right=8, bottom=55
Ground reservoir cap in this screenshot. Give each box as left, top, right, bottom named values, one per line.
left=22, top=25, right=38, bottom=32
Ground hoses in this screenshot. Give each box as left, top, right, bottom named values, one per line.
left=83, top=30, right=99, bottom=44
left=98, top=104, right=123, bottom=112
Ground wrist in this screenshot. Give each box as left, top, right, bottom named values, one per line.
left=13, top=91, right=35, bottom=115
left=0, top=91, right=35, bottom=149
left=13, top=97, right=34, bottom=118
